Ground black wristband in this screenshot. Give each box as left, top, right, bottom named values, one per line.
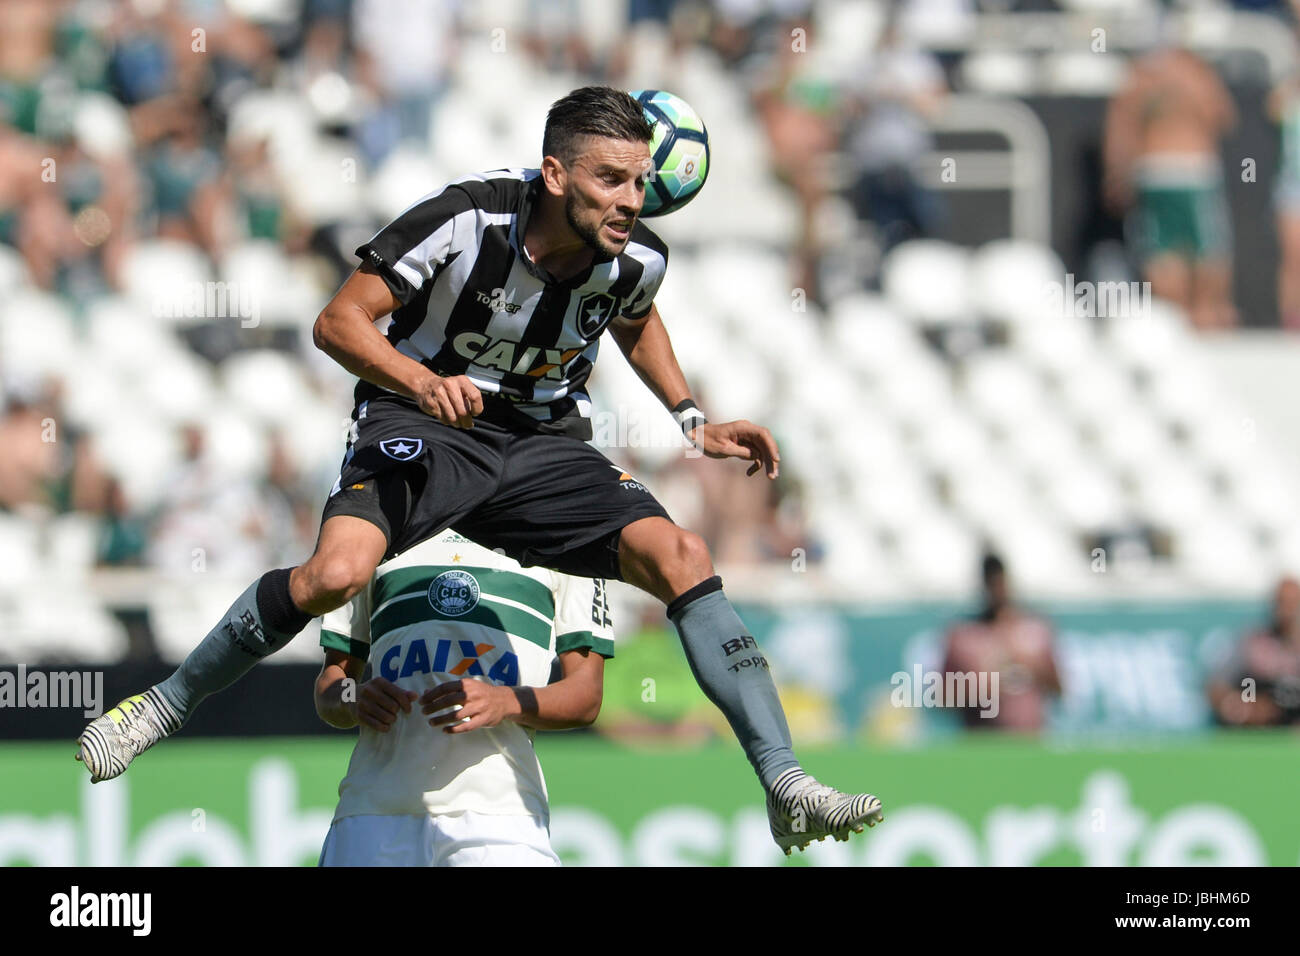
left=672, top=399, right=707, bottom=435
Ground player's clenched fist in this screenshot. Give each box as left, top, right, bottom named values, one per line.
left=355, top=676, right=417, bottom=732
left=413, top=371, right=484, bottom=428
left=421, top=678, right=523, bottom=734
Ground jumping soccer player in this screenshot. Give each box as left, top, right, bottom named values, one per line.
left=78, top=86, right=882, bottom=852
left=315, top=530, right=608, bottom=867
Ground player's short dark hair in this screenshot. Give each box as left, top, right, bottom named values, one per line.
left=543, top=86, right=655, bottom=164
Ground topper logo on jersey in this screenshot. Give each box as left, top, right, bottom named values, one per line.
left=611, top=464, right=649, bottom=493
left=379, top=638, right=520, bottom=686
left=450, top=333, right=583, bottom=380
left=379, top=438, right=423, bottom=461
left=576, top=292, right=620, bottom=339
left=428, top=569, right=480, bottom=617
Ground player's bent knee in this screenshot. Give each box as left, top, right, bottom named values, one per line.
left=669, top=529, right=714, bottom=581
left=303, top=553, right=374, bottom=607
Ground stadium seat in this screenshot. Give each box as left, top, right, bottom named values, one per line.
left=1104, top=299, right=1197, bottom=372
left=89, top=415, right=185, bottom=512
left=1003, top=409, right=1090, bottom=476
left=17, top=589, right=129, bottom=664
left=0, top=288, right=76, bottom=380
left=895, top=515, right=981, bottom=595
left=1041, top=51, right=1129, bottom=96
left=851, top=466, right=941, bottom=538
left=282, top=136, right=367, bottom=226
left=1042, top=461, right=1128, bottom=531
left=1055, top=353, right=1141, bottom=432
left=199, top=409, right=271, bottom=484
left=881, top=240, right=973, bottom=326
left=119, top=241, right=214, bottom=328
left=1223, top=456, right=1300, bottom=530
left=220, top=240, right=322, bottom=329
left=1091, top=410, right=1180, bottom=477
left=910, top=408, right=988, bottom=475
left=0, top=515, right=41, bottom=592
left=960, top=352, right=1052, bottom=430
left=968, top=240, right=1066, bottom=325
left=1176, top=518, right=1266, bottom=593
left=959, top=51, right=1039, bottom=97
left=827, top=293, right=918, bottom=372
left=46, top=513, right=101, bottom=574
left=1008, top=309, right=1098, bottom=377
left=986, top=511, right=1087, bottom=596
left=945, top=458, right=1037, bottom=537
left=220, top=350, right=316, bottom=426
left=1129, top=461, right=1218, bottom=531
left=226, top=90, right=318, bottom=183
left=137, top=349, right=219, bottom=425
left=72, top=91, right=134, bottom=161
left=367, top=147, right=446, bottom=221
left=873, top=353, right=957, bottom=430
left=0, top=242, right=30, bottom=295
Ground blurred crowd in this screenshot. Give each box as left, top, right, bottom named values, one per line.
left=0, top=0, right=849, bottom=579
left=5, top=0, right=1300, bottom=730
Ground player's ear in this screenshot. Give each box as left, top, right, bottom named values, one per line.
left=539, top=155, right=568, bottom=197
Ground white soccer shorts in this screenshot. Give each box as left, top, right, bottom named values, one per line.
left=318, top=811, right=560, bottom=867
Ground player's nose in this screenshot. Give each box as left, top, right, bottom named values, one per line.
left=616, top=178, right=643, bottom=216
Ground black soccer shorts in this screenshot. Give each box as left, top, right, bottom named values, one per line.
left=320, top=394, right=673, bottom=580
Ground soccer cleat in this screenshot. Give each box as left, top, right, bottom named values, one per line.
left=76, top=689, right=183, bottom=783
left=767, top=769, right=884, bottom=855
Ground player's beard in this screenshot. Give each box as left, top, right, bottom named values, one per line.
left=565, top=191, right=624, bottom=259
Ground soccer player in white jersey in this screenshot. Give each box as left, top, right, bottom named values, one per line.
left=313, top=528, right=612, bottom=866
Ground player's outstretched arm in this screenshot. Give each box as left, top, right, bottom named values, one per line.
left=608, top=304, right=780, bottom=478
left=314, top=649, right=417, bottom=731
left=313, top=266, right=483, bottom=427
left=420, top=649, right=605, bottom=733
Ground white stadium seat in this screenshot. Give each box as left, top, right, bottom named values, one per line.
left=1129, top=462, right=1218, bottom=531
left=16, top=588, right=129, bottom=664
left=1008, top=309, right=1098, bottom=377
left=895, top=515, right=981, bottom=596
left=881, top=240, right=973, bottom=326
left=119, top=240, right=213, bottom=322
left=367, top=147, right=445, bottom=222
left=47, top=513, right=101, bottom=574
left=0, top=515, right=41, bottom=592
left=1041, top=51, right=1129, bottom=97
left=0, top=288, right=76, bottom=380
left=960, top=352, right=1051, bottom=430
left=1176, top=518, right=1266, bottom=594
left=968, top=240, right=1065, bottom=325
left=220, top=240, right=321, bottom=329
left=959, top=52, right=1039, bottom=97
left=1042, top=461, right=1128, bottom=531
left=89, top=415, right=185, bottom=512
left=0, top=242, right=31, bottom=295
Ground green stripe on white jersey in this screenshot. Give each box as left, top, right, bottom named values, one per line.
left=317, top=529, right=616, bottom=821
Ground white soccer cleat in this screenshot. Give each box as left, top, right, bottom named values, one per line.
left=767, top=769, right=884, bottom=855
left=75, top=689, right=183, bottom=783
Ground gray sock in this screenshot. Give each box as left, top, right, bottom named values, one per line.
left=154, top=568, right=312, bottom=722
left=667, top=576, right=801, bottom=790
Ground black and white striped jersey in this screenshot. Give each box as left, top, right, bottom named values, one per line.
left=354, top=167, right=669, bottom=439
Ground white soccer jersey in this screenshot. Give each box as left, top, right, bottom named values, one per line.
left=320, top=529, right=615, bottom=822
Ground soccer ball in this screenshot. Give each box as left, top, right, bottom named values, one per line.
left=630, top=89, right=710, bottom=217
